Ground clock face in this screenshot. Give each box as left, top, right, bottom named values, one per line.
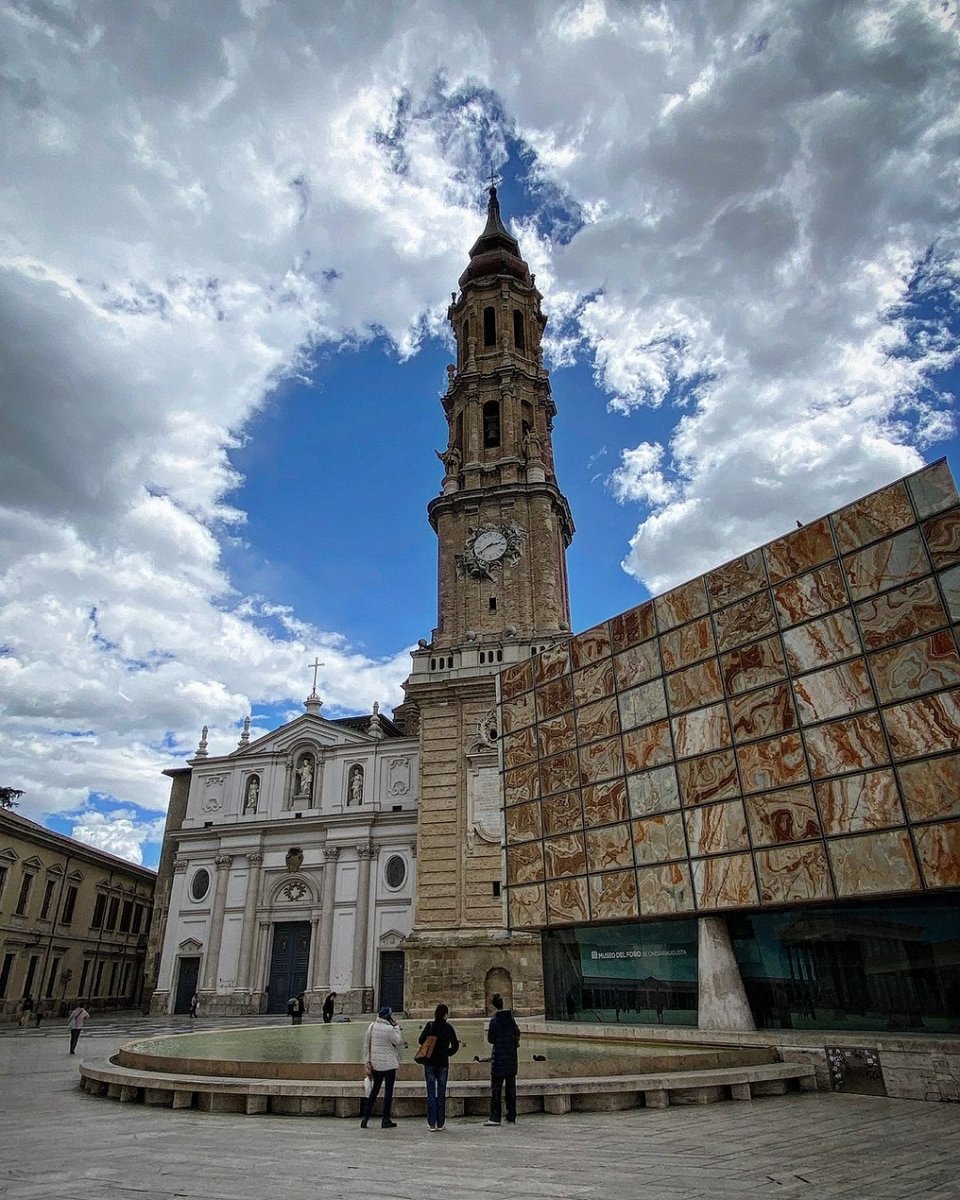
left=473, top=529, right=508, bottom=563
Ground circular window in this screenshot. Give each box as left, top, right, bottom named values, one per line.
left=190, top=868, right=211, bottom=901
left=384, top=855, right=406, bottom=889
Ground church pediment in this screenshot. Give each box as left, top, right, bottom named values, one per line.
left=378, top=928, right=406, bottom=949
left=236, top=713, right=375, bottom=758
left=178, top=937, right=203, bottom=953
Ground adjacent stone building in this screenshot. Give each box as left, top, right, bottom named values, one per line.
left=0, top=809, right=155, bottom=1021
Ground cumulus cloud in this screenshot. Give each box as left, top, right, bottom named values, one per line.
left=70, top=809, right=168, bottom=867
left=1, top=0, right=958, bottom=861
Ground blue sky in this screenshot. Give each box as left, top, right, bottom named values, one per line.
left=1, top=1, right=958, bottom=868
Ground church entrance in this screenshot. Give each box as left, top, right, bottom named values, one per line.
left=173, top=956, right=200, bottom=1015
left=378, top=951, right=405, bottom=1013
left=266, top=922, right=311, bottom=1014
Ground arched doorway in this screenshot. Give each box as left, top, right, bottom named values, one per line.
left=484, top=966, right=512, bottom=1011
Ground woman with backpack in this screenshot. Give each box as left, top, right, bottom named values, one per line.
left=416, top=1002, right=460, bottom=1131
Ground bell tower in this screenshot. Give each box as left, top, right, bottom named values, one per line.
left=400, top=188, right=575, bottom=1016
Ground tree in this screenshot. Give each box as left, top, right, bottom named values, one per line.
left=0, top=787, right=23, bottom=809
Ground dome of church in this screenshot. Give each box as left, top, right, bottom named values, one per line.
left=458, top=186, right=532, bottom=287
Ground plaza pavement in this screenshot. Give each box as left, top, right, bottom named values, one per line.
left=1, top=1014, right=958, bottom=1200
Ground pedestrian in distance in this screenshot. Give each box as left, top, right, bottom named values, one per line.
left=484, top=992, right=521, bottom=1126
left=416, top=1003, right=460, bottom=1131
left=67, top=1003, right=90, bottom=1054
left=287, top=991, right=307, bottom=1025
left=189, top=992, right=199, bottom=1019
left=321, top=991, right=337, bottom=1023
left=18, top=994, right=33, bottom=1028
left=360, top=1006, right=402, bottom=1129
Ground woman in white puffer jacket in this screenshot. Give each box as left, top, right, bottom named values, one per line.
left=361, top=1006, right=403, bottom=1128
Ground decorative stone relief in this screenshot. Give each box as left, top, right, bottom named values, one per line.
left=201, top=775, right=225, bottom=813
left=280, top=880, right=309, bottom=902
left=285, top=846, right=304, bottom=873
left=388, top=757, right=411, bottom=796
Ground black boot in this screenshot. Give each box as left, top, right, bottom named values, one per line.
left=381, top=1119, right=397, bottom=1129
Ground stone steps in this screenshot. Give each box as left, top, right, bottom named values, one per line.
left=78, top=1057, right=817, bottom=1117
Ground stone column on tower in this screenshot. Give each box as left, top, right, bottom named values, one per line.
left=315, top=846, right=340, bottom=991
left=235, top=852, right=263, bottom=992
left=201, top=854, right=232, bottom=993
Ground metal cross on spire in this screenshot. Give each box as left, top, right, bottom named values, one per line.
left=307, top=657, right=324, bottom=694
left=487, top=165, right=502, bottom=191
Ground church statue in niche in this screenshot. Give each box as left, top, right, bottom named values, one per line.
left=347, top=764, right=364, bottom=806
left=294, top=753, right=314, bottom=800
left=243, top=775, right=260, bottom=814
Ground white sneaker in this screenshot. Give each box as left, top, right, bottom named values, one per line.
left=427, top=1125, right=436, bottom=1131
left=483, top=1119, right=501, bottom=1126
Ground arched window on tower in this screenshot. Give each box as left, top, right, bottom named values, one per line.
left=483, top=306, right=496, bottom=347
left=483, top=400, right=501, bottom=448
left=513, top=310, right=526, bottom=351
left=461, top=318, right=469, bottom=366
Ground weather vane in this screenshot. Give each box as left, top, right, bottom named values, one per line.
left=488, top=164, right=501, bottom=191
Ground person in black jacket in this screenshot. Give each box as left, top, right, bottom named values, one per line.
left=484, top=992, right=521, bottom=1126
left=418, top=1003, right=460, bottom=1130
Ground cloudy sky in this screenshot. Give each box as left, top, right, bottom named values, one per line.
left=2, top=0, right=958, bottom=867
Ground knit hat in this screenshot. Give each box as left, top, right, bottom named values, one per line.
left=378, top=1006, right=393, bottom=1019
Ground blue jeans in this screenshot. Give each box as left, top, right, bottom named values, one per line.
left=424, top=1064, right=449, bottom=1128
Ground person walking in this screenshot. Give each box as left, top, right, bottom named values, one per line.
left=417, top=1003, right=460, bottom=1131
left=18, top=995, right=34, bottom=1028
left=287, top=992, right=307, bottom=1025
left=189, top=993, right=199, bottom=1019
left=484, top=992, right=521, bottom=1126
left=360, top=1006, right=402, bottom=1129
left=67, top=1003, right=90, bottom=1054
left=321, top=991, right=336, bottom=1023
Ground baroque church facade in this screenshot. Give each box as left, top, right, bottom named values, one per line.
left=148, top=188, right=570, bottom=1017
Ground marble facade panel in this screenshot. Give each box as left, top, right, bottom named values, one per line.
left=907, top=459, right=959, bottom=519
left=609, top=602, right=656, bottom=653
left=504, top=800, right=542, bottom=843
left=499, top=659, right=533, bottom=701
left=692, top=853, right=759, bottom=910
left=684, top=799, right=749, bottom=856
left=922, top=508, right=960, bottom=570
left=659, top=616, right=716, bottom=673
left=504, top=764, right=540, bottom=807
left=665, top=659, right=724, bottom=715
left=655, top=577, right=709, bottom=631
left=792, top=658, right=874, bottom=725
left=502, top=725, right=537, bottom=770
left=764, top=517, right=835, bottom=585
left=745, top=785, right=821, bottom=845
left=570, top=622, right=612, bottom=669
left=714, top=591, right=778, bottom=653
left=540, top=750, right=580, bottom=797
left=897, top=753, right=960, bottom=822
left=534, top=640, right=572, bottom=686
left=827, top=829, right=921, bottom=896
left=572, top=659, right=616, bottom=707
left=546, top=877, right=590, bottom=925
left=582, top=778, right=629, bottom=828
left=506, top=841, right=544, bottom=886
left=756, top=843, right=833, bottom=904
left=501, top=690, right=536, bottom=734
left=618, top=678, right=668, bottom=731
left=815, top=769, right=904, bottom=836
left=627, top=765, right=681, bottom=818
left=578, top=735, right=625, bottom=786
left=736, top=732, right=809, bottom=794
left=622, top=721, right=673, bottom=773
left=671, top=702, right=732, bottom=760
left=721, top=636, right=788, bottom=696
left=637, top=861, right=695, bottom=916
left=507, top=883, right=546, bottom=930
left=589, top=869, right=639, bottom=921
left=939, top=565, right=960, bottom=621
left=869, top=630, right=960, bottom=704
left=575, top=696, right=620, bottom=747
left=882, top=688, right=960, bottom=760
left=855, top=577, right=946, bottom=649
left=543, top=832, right=587, bottom=879
left=677, top=749, right=740, bottom=807
left=613, top=641, right=662, bottom=691
left=542, top=790, right=584, bottom=837
left=773, top=561, right=848, bottom=628
left=706, top=548, right=767, bottom=608
left=832, top=480, right=914, bottom=554
left=781, top=609, right=861, bottom=674
left=913, top=820, right=960, bottom=889
left=843, top=528, right=930, bottom=601
left=586, top=823, right=634, bottom=873
left=537, top=711, right=577, bottom=758
left=535, top=674, right=575, bottom=721
left=631, top=811, right=687, bottom=864
left=803, top=712, right=889, bottom=777
left=729, top=682, right=797, bottom=744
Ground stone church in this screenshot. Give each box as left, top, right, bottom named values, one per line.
left=147, top=187, right=572, bottom=1017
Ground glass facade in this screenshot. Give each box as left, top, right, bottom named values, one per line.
left=543, top=919, right=698, bottom=1026
left=729, top=894, right=960, bottom=1035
